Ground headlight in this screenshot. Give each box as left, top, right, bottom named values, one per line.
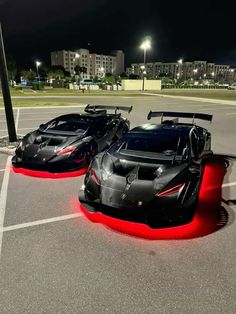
left=56, top=146, right=77, bottom=156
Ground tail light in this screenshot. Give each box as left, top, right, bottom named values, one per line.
left=56, top=146, right=76, bottom=156
left=156, top=183, right=185, bottom=197
left=91, top=168, right=101, bottom=185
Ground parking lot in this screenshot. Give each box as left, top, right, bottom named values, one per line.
left=0, top=95, right=236, bottom=313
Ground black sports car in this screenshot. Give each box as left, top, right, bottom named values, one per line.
left=12, top=104, right=132, bottom=172
left=79, top=111, right=213, bottom=227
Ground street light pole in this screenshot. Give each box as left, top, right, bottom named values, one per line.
left=35, top=61, right=41, bottom=83
left=0, top=23, right=17, bottom=142
left=140, top=38, right=151, bottom=91
left=142, top=48, right=147, bottom=91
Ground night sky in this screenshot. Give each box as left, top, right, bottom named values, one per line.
left=0, top=0, right=236, bottom=68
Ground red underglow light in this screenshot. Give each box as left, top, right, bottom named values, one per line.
left=77, top=159, right=228, bottom=240
left=12, top=165, right=87, bottom=179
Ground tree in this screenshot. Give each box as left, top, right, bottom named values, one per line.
left=120, top=72, right=128, bottom=78
left=6, top=55, right=17, bottom=86
left=47, top=69, right=65, bottom=80
left=103, top=73, right=115, bottom=88
left=129, top=73, right=140, bottom=79
left=20, top=69, right=36, bottom=82
left=74, top=65, right=87, bottom=76
left=161, top=77, right=174, bottom=85
left=93, top=75, right=99, bottom=83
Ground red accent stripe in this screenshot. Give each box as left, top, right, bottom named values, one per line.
left=57, top=146, right=76, bottom=156
left=157, top=183, right=185, bottom=197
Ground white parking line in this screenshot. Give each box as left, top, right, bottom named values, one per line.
left=0, top=118, right=51, bottom=122
left=0, top=156, right=12, bottom=258
left=226, top=112, right=236, bottom=115
left=2, top=213, right=83, bottom=232
left=222, top=181, right=236, bottom=188
left=4, top=110, right=85, bottom=116
left=15, top=108, right=20, bottom=132
left=0, top=105, right=86, bottom=110
left=0, top=127, right=33, bottom=132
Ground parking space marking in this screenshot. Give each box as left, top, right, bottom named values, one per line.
left=2, top=213, right=83, bottom=232
left=0, top=105, right=86, bottom=110
left=222, top=181, right=236, bottom=188
left=0, top=169, right=5, bottom=172
left=15, top=108, right=20, bottom=131
left=0, top=118, right=52, bottom=122
left=0, top=156, right=12, bottom=257
left=0, top=128, right=33, bottom=132
left=5, top=111, right=85, bottom=116
left=226, top=112, right=236, bottom=115
left=1, top=181, right=236, bottom=234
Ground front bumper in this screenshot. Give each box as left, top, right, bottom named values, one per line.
left=12, top=154, right=86, bottom=173
left=79, top=186, right=195, bottom=227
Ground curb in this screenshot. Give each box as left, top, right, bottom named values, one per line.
left=0, top=147, right=15, bottom=156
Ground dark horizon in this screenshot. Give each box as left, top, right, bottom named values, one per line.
left=1, top=0, right=236, bottom=69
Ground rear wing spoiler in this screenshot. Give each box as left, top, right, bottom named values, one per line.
left=147, top=111, right=213, bottom=123
left=85, top=104, right=132, bottom=114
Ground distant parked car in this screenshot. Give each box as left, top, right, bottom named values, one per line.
left=228, top=84, right=236, bottom=90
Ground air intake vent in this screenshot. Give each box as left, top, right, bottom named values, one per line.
left=138, top=167, right=156, bottom=180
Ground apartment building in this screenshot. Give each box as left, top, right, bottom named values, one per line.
left=51, top=49, right=124, bottom=78
left=127, top=60, right=235, bottom=81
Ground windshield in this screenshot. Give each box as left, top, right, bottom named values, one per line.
left=108, top=133, right=189, bottom=158
left=42, top=119, right=89, bottom=134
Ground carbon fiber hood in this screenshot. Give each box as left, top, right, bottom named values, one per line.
left=22, top=131, right=81, bottom=162
left=99, top=152, right=188, bottom=206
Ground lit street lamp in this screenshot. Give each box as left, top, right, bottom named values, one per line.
left=73, top=54, right=80, bottom=84
left=177, top=58, right=183, bottom=80
left=140, top=37, right=151, bottom=91
left=193, top=68, right=198, bottom=80
left=178, top=58, right=183, bottom=65
left=100, top=67, right=105, bottom=77
left=35, top=61, right=41, bottom=83
left=211, top=72, right=215, bottom=84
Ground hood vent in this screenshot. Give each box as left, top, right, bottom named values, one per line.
left=112, top=160, right=158, bottom=181
left=138, top=167, right=157, bottom=181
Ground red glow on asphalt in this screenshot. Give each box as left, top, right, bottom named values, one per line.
left=12, top=166, right=87, bottom=179
left=77, top=159, right=228, bottom=240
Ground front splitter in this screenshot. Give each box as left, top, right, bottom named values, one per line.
left=12, top=166, right=87, bottom=179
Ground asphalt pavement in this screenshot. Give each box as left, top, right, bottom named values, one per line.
left=0, top=95, right=235, bottom=314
